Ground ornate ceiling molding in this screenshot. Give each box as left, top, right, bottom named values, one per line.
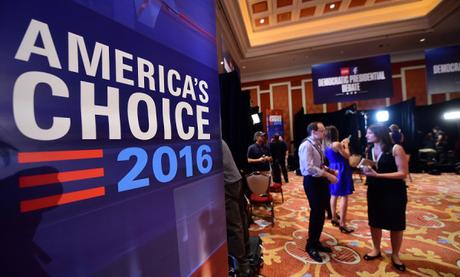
left=219, top=0, right=458, bottom=58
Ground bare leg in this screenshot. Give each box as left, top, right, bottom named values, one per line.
left=368, top=227, right=382, bottom=256
left=330, top=196, right=338, bottom=220
left=339, top=196, right=349, bottom=226
left=390, top=231, right=404, bottom=264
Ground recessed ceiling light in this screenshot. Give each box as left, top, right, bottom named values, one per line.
left=330, top=3, right=336, bottom=9
left=259, top=18, right=265, bottom=24
left=220, top=61, right=224, bottom=65
left=419, top=38, right=426, bottom=42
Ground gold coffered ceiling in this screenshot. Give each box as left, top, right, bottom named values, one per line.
left=242, top=0, right=442, bottom=47
left=217, top=0, right=460, bottom=81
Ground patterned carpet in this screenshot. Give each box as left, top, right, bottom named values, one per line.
left=249, top=173, right=460, bottom=276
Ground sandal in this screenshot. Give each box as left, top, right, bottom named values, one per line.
left=339, top=226, right=354, bottom=234
left=331, top=219, right=340, bottom=227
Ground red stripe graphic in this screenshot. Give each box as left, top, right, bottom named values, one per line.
left=18, top=149, right=103, bottom=163
left=20, top=187, right=105, bottom=213
left=19, top=168, right=105, bottom=188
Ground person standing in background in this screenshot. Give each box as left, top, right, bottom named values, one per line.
left=298, top=122, right=337, bottom=263
left=247, top=131, right=271, bottom=174
left=269, top=134, right=288, bottom=184
left=389, top=124, right=404, bottom=145
left=324, top=126, right=354, bottom=234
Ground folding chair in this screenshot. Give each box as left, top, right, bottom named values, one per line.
left=270, top=162, right=284, bottom=202
left=269, top=182, right=284, bottom=203
left=245, top=172, right=275, bottom=224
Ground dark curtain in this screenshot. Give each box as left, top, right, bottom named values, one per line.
left=292, top=104, right=363, bottom=173
left=414, top=98, right=460, bottom=151
left=293, top=104, right=363, bottom=155
left=366, top=98, right=417, bottom=155
left=293, top=107, right=306, bottom=162
left=219, top=71, right=254, bottom=173
left=288, top=97, right=460, bottom=172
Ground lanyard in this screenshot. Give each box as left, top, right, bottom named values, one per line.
left=307, top=138, right=324, bottom=164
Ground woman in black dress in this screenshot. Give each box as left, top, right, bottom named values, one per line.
left=362, top=124, right=408, bottom=272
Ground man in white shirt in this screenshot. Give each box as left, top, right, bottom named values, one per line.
left=298, top=122, right=337, bottom=263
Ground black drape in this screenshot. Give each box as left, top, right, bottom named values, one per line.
left=414, top=98, right=460, bottom=150
left=293, top=107, right=306, bottom=162
left=366, top=98, right=417, bottom=155
left=219, top=72, right=254, bottom=172
left=288, top=97, right=460, bottom=172
left=293, top=104, right=363, bottom=155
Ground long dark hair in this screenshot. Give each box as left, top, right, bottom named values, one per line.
left=368, top=124, right=393, bottom=153
left=325, top=125, right=339, bottom=146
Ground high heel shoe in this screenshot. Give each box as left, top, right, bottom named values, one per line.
left=391, top=257, right=406, bottom=272
left=339, top=226, right=354, bottom=234
left=331, top=219, right=340, bottom=227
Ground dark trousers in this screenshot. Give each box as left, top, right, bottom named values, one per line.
left=326, top=193, right=332, bottom=218
left=279, top=159, right=288, bottom=182
left=272, top=159, right=281, bottom=183
left=272, top=158, right=288, bottom=183
left=225, top=179, right=249, bottom=265
left=303, top=175, right=330, bottom=249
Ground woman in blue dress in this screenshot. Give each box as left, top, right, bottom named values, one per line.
left=324, top=126, right=354, bottom=233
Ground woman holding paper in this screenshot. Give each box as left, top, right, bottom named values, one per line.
left=362, top=124, right=408, bottom=272
left=324, top=126, right=354, bottom=234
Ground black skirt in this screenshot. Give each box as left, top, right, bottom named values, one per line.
left=367, top=178, right=407, bottom=231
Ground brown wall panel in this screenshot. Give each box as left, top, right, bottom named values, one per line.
left=392, top=60, right=425, bottom=75
left=260, top=93, right=270, bottom=131
left=272, top=85, right=291, bottom=143
left=340, top=101, right=355, bottom=110
left=450, top=92, right=460, bottom=99
left=390, top=77, right=402, bottom=105
left=304, top=81, right=323, bottom=113
left=431, top=94, right=446, bottom=104
left=356, top=98, right=386, bottom=110
left=405, top=68, right=427, bottom=106
left=248, top=88, right=258, bottom=107
left=327, top=103, right=338, bottom=112
left=291, top=89, right=303, bottom=115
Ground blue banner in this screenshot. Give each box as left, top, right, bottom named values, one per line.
left=312, top=55, right=393, bottom=104
left=425, top=45, right=460, bottom=95
left=266, top=113, right=284, bottom=141
left=0, top=1, right=224, bottom=276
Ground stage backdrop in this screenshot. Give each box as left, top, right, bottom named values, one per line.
left=425, top=45, right=460, bottom=95
left=312, top=55, right=393, bottom=104
left=0, top=1, right=225, bottom=276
